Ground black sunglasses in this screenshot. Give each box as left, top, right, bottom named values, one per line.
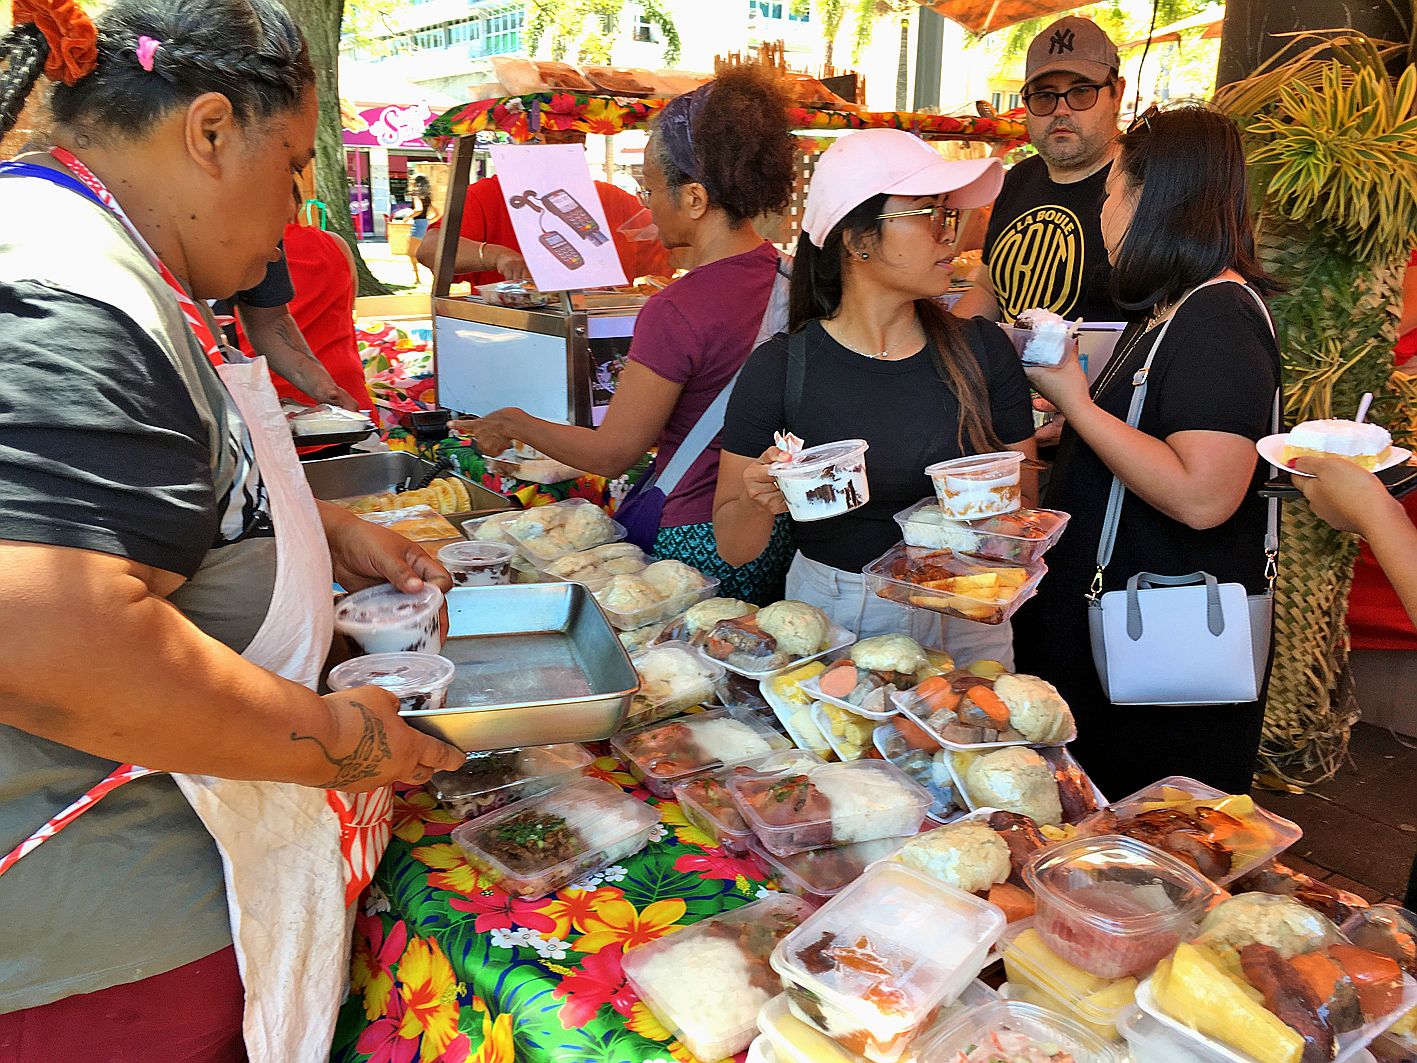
left=1021, top=79, right=1115, bottom=117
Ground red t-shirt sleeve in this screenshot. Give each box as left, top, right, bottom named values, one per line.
left=596, top=182, right=672, bottom=281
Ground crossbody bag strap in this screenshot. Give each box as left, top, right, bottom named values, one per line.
left=653, top=366, right=743, bottom=496
left=1232, top=283, right=1283, bottom=586
left=1091, top=278, right=1252, bottom=598
left=785, top=327, right=808, bottom=429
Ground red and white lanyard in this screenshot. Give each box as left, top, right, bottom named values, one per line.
left=49, top=147, right=225, bottom=362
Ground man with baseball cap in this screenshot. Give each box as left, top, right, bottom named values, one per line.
left=954, top=16, right=1125, bottom=325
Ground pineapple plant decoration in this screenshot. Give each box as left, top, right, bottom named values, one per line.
left=1214, top=32, right=1417, bottom=783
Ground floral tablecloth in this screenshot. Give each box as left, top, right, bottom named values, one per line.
left=330, top=755, right=778, bottom=1063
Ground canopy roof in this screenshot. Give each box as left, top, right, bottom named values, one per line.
left=1119, top=7, right=1225, bottom=49
left=919, top=0, right=1090, bottom=35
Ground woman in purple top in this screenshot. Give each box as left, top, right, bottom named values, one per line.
left=458, top=66, right=797, bottom=602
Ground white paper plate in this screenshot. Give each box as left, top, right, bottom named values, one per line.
left=1256, top=433, right=1413, bottom=477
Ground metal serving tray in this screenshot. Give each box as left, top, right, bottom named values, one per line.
left=399, top=583, right=639, bottom=752
left=302, top=450, right=509, bottom=518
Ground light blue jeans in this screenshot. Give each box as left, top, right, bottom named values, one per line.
left=784, top=551, right=1016, bottom=670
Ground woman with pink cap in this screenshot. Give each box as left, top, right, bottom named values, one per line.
left=713, top=128, right=1037, bottom=665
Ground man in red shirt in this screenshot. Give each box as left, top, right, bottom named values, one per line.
left=418, top=173, right=670, bottom=285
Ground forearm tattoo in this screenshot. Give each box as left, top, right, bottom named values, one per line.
left=291, top=699, right=391, bottom=788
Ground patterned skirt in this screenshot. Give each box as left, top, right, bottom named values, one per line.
left=654, top=516, right=793, bottom=606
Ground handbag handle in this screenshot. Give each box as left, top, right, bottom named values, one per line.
left=1092, top=279, right=1281, bottom=598
left=1125, top=571, right=1225, bottom=639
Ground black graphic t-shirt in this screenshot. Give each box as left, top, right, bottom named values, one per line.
left=982, top=154, right=1118, bottom=323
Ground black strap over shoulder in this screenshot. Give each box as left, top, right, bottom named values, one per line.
left=785, top=327, right=807, bottom=428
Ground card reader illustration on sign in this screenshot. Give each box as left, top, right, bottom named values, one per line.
left=490, top=144, right=628, bottom=291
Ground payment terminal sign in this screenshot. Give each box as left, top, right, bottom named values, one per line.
left=489, top=144, right=628, bottom=292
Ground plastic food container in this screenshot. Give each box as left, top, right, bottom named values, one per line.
left=770, top=440, right=871, bottom=523
left=1025, top=835, right=1217, bottom=980
left=751, top=836, right=908, bottom=907
left=622, top=892, right=812, bottom=1063
left=747, top=1035, right=777, bottom=1063
left=503, top=498, right=626, bottom=563
left=629, top=641, right=724, bottom=724
left=461, top=509, right=524, bottom=547
left=593, top=570, right=720, bottom=631
left=1078, top=776, right=1301, bottom=888
left=476, top=281, right=556, bottom=308
left=714, top=670, right=773, bottom=715
left=810, top=701, right=875, bottom=762
left=873, top=721, right=964, bottom=824
left=427, top=744, right=593, bottom=820
left=731, top=759, right=932, bottom=858
left=450, top=777, right=657, bottom=898
left=1134, top=969, right=1417, bottom=1063
left=1119, top=1005, right=1232, bottom=1063
left=333, top=583, right=444, bottom=655
left=926, top=452, right=1024, bottom=521
left=949, top=745, right=1105, bottom=827
left=771, top=862, right=1008, bottom=1063
left=864, top=546, right=1045, bottom=626
left=1000, top=922, right=1138, bottom=1042
left=487, top=450, right=584, bottom=486
left=618, top=619, right=669, bottom=656
left=708, top=621, right=857, bottom=682
left=1000, top=319, right=1079, bottom=368
left=797, top=650, right=940, bottom=721
left=327, top=652, right=456, bottom=713
left=538, top=543, right=651, bottom=591
left=757, top=982, right=1001, bottom=1063
left=673, top=750, right=824, bottom=854
left=918, top=999, right=1121, bottom=1062
left=437, top=541, right=516, bottom=587
left=612, top=708, right=790, bottom=799
left=894, top=499, right=1071, bottom=565
left=892, top=687, right=1077, bottom=753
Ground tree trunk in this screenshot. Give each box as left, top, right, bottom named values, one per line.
left=284, top=0, right=388, bottom=297
left=895, top=17, right=909, bottom=111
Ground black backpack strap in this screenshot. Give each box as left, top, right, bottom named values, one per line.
left=785, top=327, right=807, bottom=429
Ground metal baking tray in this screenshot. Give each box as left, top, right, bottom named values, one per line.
left=400, top=583, right=639, bottom=751
left=302, top=450, right=510, bottom=522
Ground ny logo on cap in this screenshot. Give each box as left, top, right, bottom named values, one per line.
left=1049, top=27, right=1076, bottom=55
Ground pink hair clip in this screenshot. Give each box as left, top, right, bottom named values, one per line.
left=136, top=36, right=161, bottom=72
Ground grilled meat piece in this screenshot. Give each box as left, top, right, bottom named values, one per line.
left=1239, top=943, right=1336, bottom=1063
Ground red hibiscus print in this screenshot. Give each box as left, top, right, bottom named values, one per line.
left=672, top=849, right=766, bottom=882
left=449, top=888, right=558, bottom=935
left=552, top=947, right=640, bottom=1028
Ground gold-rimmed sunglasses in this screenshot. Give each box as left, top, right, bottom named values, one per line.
left=875, top=203, right=960, bottom=244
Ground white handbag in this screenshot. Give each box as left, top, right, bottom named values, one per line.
left=1086, top=280, right=1279, bottom=706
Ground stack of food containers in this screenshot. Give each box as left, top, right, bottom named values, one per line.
left=917, top=999, right=1121, bottom=1062
left=611, top=708, right=792, bottom=798
left=769, top=862, right=1007, bottom=1062
left=427, top=743, right=593, bottom=819
left=1000, top=835, right=1218, bottom=1043
left=672, top=750, right=825, bottom=855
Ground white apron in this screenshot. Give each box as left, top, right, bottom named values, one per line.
left=0, top=354, right=393, bottom=1061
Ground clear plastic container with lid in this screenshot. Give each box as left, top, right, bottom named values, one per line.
left=621, top=892, right=813, bottom=1063
left=673, top=750, right=824, bottom=855
left=611, top=708, right=790, bottom=799
left=461, top=509, right=524, bottom=547
left=426, top=743, right=593, bottom=820
left=999, top=921, right=1138, bottom=1042
left=436, top=541, right=516, bottom=586
left=333, top=583, right=444, bottom=655
left=327, top=652, right=456, bottom=714
left=538, top=542, right=651, bottom=590
left=770, top=862, right=1008, bottom=1063
left=872, top=721, right=964, bottom=824
left=629, top=641, right=725, bottom=724
left=1024, top=835, right=1218, bottom=980
left=714, top=622, right=857, bottom=682
left=926, top=452, right=1024, bottom=521
left=503, top=498, right=626, bottom=563
left=1118, top=1005, right=1233, bottom=1063
left=593, top=567, right=720, bottom=631
left=730, top=759, right=932, bottom=858
left=747, top=1036, right=777, bottom=1063
left=1077, top=775, right=1301, bottom=888
left=864, top=545, right=1045, bottom=626
left=757, top=982, right=1001, bottom=1063
left=750, top=836, right=908, bottom=907
left=450, top=777, right=658, bottom=898
left=770, top=439, right=871, bottom=523
left=893, top=498, right=1071, bottom=565
left=918, top=999, right=1120, bottom=1062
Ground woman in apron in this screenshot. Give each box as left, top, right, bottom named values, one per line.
left=0, top=2, right=465, bottom=1059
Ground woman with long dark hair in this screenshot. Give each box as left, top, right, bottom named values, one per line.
left=459, top=66, right=799, bottom=602
left=0, top=0, right=461, bottom=1054
left=1014, top=104, right=1282, bottom=797
left=713, top=128, right=1037, bottom=662
left=406, top=172, right=437, bottom=283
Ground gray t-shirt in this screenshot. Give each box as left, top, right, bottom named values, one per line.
left=0, top=175, right=278, bottom=1011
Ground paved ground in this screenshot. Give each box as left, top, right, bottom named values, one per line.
left=1253, top=721, right=1417, bottom=905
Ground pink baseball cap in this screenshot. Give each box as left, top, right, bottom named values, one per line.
left=801, top=129, right=1004, bottom=247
